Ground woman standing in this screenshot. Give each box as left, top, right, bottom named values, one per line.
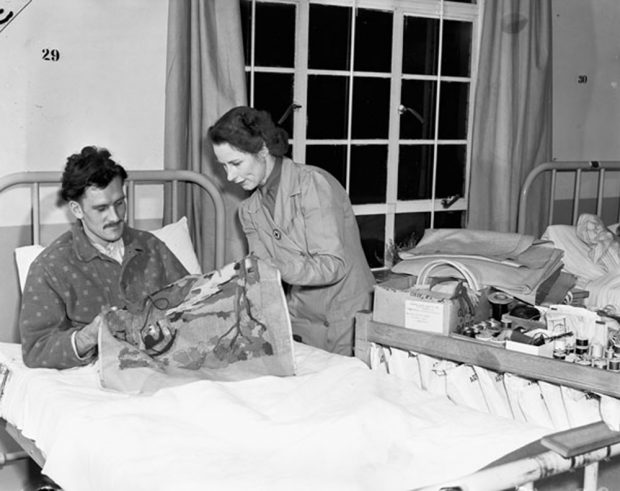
left=207, top=106, right=374, bottom=355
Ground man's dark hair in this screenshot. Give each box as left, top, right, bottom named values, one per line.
left=60, top=146, right=128, bottom=202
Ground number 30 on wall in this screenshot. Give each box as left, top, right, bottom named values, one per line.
left=41, top=48, right=60, bottom=61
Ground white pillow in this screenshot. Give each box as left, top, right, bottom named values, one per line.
left=15, top=244, right=45, bottom=293
left=541, top=224, right=606, bottom=282
left=151, top=216, right=202, bottom=275
left=15, top=217, right=201, bottom=293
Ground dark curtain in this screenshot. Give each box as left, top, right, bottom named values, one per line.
left=468, top=0, right=552, bottom=237
left=164, top=0, right=248, bottom=271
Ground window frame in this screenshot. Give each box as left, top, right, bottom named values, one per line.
left=243, top=0, right=481, bottom=267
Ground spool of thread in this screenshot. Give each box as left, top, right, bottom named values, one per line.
left=488, top=292, right=512, bottom=321
left=575, top=346, right=589, bottom=356
left=608, top=358, right=620, bottom=372
left=575, top=338, right=589, bottom=355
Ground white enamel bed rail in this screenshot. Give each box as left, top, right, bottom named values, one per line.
left=0, top=170, right=226, bottom=268
left=517, top=160, right=620, bottom=234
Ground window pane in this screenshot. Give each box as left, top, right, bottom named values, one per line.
left=305, top=145, right=347, bottom=187
left=254, top=2, right=296, bottom=68
left=397, top=145, right=434, bottom=200
left=309, top=4, right=351, bottom=70
left=400, top=80, right=437, bottom=140
left=307, top=75, right=349, bottom=139
left=350, top=145, right=387, bottom=204
left=240, top=0, right=252, bottom=66
left=442, top=20, right=473, bottom=77
left=434, top=211, right=465, bottom=228
left=253, top=72, right=295, bottom=138
left=356, top=214, right=385, bottom=268
left=436, top=145, right=466, bottom=198
left=402, top=16, right=439, bottom=75
left=394, top=212, right=430, bottom=248
left=354, top=8, right=393, bottom=73
left=438, top=81, right=469, bottom=139
left=352, top=77, right=390, bottom=139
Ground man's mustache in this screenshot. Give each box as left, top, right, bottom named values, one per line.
left=104, top=221, right=123, bottom=229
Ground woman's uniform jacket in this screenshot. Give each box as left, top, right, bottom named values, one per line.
left=239, top=157, right=375, bottom=355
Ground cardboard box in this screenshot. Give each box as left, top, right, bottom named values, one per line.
left=372, top=274, right=488, bottom=335
left=505, top=339, right=553, bottom=358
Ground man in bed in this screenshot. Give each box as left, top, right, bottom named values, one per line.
left=19, top=146, right=189, bottom=369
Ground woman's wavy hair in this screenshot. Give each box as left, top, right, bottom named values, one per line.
left=207, top=106, right=289, bottom=157
left=59, top=146, right=128, bottom=203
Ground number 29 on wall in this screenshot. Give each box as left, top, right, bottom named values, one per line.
left=41, top=48, right=60, bottom=61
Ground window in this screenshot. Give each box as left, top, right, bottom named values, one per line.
left=241, top=0, right=480, bottom=268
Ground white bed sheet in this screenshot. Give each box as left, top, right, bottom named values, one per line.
left=0, top=342, right=548, bottom=491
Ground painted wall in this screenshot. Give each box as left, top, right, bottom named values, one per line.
left=552, top=0, right=620, bottom=161
left=550, top=0, right=620, bottom=227
left=0, top=1, right=168, bottom=487
left=0, top=0, right=169, bottom=339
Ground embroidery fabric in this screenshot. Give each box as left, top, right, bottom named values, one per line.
left=98, top=255, right=296, bottom=394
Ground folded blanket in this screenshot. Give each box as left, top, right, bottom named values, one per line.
left=98, top=255, right=296, bottom=394
left=393, top=229, right=566, bottom=304
left=400, top=229, right=538, bottom=264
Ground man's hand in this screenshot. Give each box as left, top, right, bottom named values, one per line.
left=74, top=315, right=103, bottom=357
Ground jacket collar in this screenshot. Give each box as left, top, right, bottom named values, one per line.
left=246, top=157, right=301, bottom=214
left=72, top=221, right=143, bottom=262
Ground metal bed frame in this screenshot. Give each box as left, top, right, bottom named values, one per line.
left=517, top=160, right=620, bottom=234
left=0, top=170, right=227, bottom=268
left=0, top=169, right=227, bottom=478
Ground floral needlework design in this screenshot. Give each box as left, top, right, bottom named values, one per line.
left=98, top=255, right=296, bottom=394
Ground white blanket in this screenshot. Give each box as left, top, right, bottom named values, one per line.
left=0, top=343, right=548, bottom=491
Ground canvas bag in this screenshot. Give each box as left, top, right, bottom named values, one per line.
left=405, top=260, right=487, bottom=335
left=98, top=255, right=296, bottom=394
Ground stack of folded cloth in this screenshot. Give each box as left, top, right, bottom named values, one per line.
left=392, top=229, right=573, bottom=305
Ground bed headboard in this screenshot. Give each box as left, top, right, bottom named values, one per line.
left=0, top=170, right=226, bottom=268
left=517, top=160, right=620, bottom=234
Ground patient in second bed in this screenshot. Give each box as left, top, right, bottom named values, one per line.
left=19, top=146, right=189, bottom=369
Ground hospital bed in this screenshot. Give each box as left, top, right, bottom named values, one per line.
left=0, top=169, right=618, bottom=491
left=518, top=160, right=620, bottom=310
left=355, top=160, right=620, bottom=490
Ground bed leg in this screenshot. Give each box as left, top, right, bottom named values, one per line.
left=583, top=462, right=599, bottom=491
left=354, top=311, right=372, bottom=367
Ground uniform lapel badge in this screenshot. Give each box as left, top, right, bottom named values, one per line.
left=273, top=229, right=281, bottom=240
